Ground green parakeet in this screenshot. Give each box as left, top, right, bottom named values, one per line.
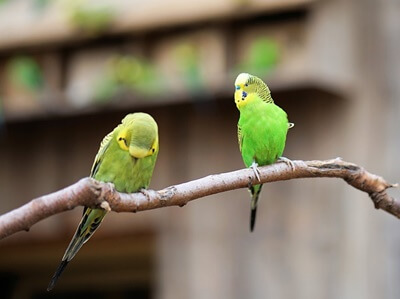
left=234, top=73, right=293, bottom=232
left=47, top=112, right=159, bottom=291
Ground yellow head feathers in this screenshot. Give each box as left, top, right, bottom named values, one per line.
left=235, top=73, right=252, bottom=87
left=234, top=73, right=273, bottom=109
left=117, top=112, right=159, bottom=159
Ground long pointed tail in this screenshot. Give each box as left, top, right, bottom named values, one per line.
left=47, top=208, right=107, bottom=291
left=47, top=233, right=85, bottom=291
left=47, top=260, right=69, bottom=291
left=249, top=184, right=263, bottom=232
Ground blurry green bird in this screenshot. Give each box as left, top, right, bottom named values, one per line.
left=234, top=73, right=293, bottom=232
left=47, top=112, right=159, bottom=291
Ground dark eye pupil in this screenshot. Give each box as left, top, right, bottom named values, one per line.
left=118, top=137, right=128, bottom=146
left=152, top=148, right=155, bottom=153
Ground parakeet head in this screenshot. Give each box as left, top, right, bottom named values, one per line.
left=116, top=113, right=159, bottom=159
left=234, top=73, right=273, bottom=109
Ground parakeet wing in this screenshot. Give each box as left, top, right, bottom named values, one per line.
left=238, top=124, right=243, bottom=153
left=90, top=131, right=113, bottom=178
left=48, top=130, right=113, bottom=291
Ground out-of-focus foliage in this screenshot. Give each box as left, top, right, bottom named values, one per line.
left=94, top=55, right=162, bottom=102
left=7, top=56, right=43, bottom=92
left=173, top=42, right=203, bottom=91
left=33, top=0, right=51, bottom=10
left=67, top=0, right=115, bottom=35
left=237, top=37, right=280, bottom=77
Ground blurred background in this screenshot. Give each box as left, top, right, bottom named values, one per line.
left=0, top=0, right=399, bottom=298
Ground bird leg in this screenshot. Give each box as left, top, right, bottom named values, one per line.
left=278, top=156, right=296, bottom=171
left=250, top=161, right=261, bottom=182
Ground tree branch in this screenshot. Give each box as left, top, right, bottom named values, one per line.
left=0, top=158, right=398, bottom=240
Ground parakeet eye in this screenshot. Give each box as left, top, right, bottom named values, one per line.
left=152, top=148, right=155, bottom=153
left=245, top=83, right=248, bottom=87
left=118, top=137, right=128, bottom=146
left=117, top=136, right=129, bottom=150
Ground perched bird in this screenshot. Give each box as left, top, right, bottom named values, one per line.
left=234, top=73, right=293, bottom=232
left=47, top=112, right=159, bottom=291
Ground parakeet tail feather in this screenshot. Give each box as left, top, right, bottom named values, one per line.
left=47, top=208, right=106, bottom=291
left=250, top=184, right=263, bottom=232
left=250, top=208, right=257, bottom=232
left=47, top=260, right=69, bottom=291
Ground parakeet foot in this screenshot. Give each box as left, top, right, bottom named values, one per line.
left=140, top=188, right=152, bottom=202
left=278, top=156, right=296, bottom=171
left=250, top=161, right=261, bottom=182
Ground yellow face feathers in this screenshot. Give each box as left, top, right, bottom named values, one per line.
left=234, top=73, right=273, bottom=109
left=116, top=113, right=159, bottom=159
left=117, top=127, right=130, bottom=151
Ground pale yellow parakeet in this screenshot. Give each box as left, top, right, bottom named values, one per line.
left=47, top=112, right=159, bottom=291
